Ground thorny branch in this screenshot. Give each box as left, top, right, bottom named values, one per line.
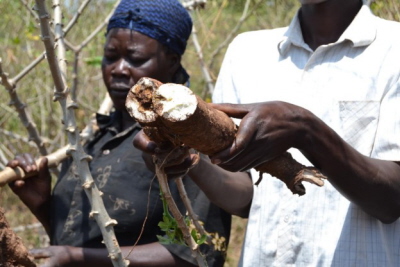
left=0, top=59, right=49, bottom=156
left=33, top=1, right=128, bottom=266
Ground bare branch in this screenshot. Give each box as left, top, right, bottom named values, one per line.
left=63, top=0, right=92, bottom=37
left=70, top=0, right=120, bottom=101
left=189, top=24, right=215, bottom=98
left=12, top=52, right=45, bottom=84
left=0, top=59, right=49, bottom=156
left=175, top=177, right=210, bottom=242
left=34, top=1, right=128, bottom=266
left=208, top=0, right=263, bottom=69
left=181, top=0, right=207, bottom=10
left=0, top=129, right=44, bottom=148
left=0, top=148, right=7, bottom=169
left=76, top=0, right=121, bottom=52
left=20, top=0, right=39, bottom=21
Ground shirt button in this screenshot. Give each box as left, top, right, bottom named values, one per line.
left=103, top=149, right=110, bottom=155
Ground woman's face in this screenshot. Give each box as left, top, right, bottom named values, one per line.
left=102, top=28, right=179, bottom=111
left=299, top=0, right=328, bottom=5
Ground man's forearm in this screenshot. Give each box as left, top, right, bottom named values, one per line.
left=299, top=116, right=400, bottom=223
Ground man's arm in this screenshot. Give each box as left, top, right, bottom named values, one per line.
left=298, top=114, right=400, bottom=223
left=210, top=102, right=400, bottom=223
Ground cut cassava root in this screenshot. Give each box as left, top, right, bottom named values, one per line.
left=126, top=77, right=327, bottom=195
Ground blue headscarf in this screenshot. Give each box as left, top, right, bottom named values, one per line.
left=107, top=0, right=193, bottom=56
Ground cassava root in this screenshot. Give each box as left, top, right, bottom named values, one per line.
left=0, top=208, right=36, bottom=267
left=126, top=77, right=327, bottom=196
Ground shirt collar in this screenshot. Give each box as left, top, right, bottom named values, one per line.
left=278, top=3, right=377, bottom=55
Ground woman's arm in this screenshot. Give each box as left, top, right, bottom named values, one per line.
left=30, top=243, right=197, bottom=267
left=134, top=130, right=254, bottom=218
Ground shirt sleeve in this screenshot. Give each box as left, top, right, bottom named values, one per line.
left=371, top=76, right=400, bottom=161
left=162, top=164, right=231, bottom=267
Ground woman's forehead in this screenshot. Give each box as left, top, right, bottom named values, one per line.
left=105, top=29, right=160, bottom=47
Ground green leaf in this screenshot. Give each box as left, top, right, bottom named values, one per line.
left=84, top=56, right=103, bottom=66
left=196, top=234, right=207, bottom=245
left=12, top=37, right=20, bottom=45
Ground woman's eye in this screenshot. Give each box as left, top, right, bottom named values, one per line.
left=104, top=54, right=118, bottom=61
left=103, top=49, right=119, bottom=61
left=128, top=56, right=148, bottom=66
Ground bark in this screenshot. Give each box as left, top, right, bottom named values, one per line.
left=126, top=77, right=327, bottom=196
left=0, top=208, right=36, bottom=267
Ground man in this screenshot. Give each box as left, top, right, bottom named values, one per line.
left=209, top=0, right=400, bottom=266
left=135, top=0, right=400, bottom=265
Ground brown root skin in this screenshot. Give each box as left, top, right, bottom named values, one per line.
left=159, top=95, right=237, bottom=155
left=126, top=77, right=327, bottom=195
left=255, top=152, right=327, bottom=195
left=0, top=208, right=36, bottom=267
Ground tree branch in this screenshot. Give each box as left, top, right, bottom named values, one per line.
left=0, top=59, right=49, bottom=156
left=33, top=1, right=128, bottom=266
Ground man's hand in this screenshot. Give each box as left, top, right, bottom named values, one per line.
left=209, top=101, right=308, bottom=172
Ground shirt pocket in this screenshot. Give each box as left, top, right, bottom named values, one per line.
left=338, top=100, right=380, bottom=156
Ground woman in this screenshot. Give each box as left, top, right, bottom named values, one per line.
left=7, top=0, right=231, bottom=266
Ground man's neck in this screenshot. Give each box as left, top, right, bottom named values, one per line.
left=299, top=0, right=363, bottom=51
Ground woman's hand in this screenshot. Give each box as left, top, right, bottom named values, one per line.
left=133, top=130, right=199, bottom=179
left=30, top=246, right=81, bottom=267
left=7, top=154, right=51, bottom=215
left=7, top=153, right=52, bottom=233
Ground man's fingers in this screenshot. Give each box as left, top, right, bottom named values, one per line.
left=210, top=103, right=250, bottom=119
left=211, top=115, right=256, bottom=165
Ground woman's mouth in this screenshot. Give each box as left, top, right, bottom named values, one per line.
left=109, top=85, right=131, bottom=96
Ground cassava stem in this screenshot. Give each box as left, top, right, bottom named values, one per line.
left=126, top=77, right=327, bottom=196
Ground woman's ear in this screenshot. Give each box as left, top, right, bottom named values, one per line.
left=167, top=53, right=181, bottom=76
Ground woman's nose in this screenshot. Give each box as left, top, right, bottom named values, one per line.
left=111, top=58, right=131, bottom=77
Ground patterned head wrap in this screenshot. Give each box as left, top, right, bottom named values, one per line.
left=107, top=0, right=193, bottom=56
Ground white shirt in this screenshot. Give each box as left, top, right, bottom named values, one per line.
left=213, top=4, right=400, bottom=267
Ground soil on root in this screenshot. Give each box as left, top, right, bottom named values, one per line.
left=0, top=208, right=36, bottom=267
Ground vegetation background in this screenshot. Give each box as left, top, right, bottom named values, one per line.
left=0, top=0, right=398, bottom=266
